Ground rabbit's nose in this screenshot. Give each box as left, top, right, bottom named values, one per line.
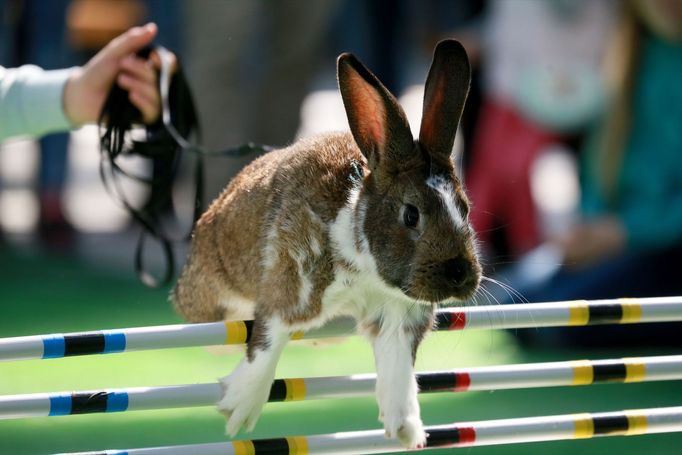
left=442, top=257, right=470, bottom=285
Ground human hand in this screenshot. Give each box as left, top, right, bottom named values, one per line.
left=556, top=217, right=626, bottom=268
left=63, top=22, right=176, bottom=126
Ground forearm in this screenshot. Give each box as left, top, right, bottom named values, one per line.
left=0, top=65, right=76, bottom=141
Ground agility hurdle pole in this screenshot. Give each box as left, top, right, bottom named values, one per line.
left=53, top=405, right=682, bottom=454
left=4, top=354, right=682, bottom=420
left=2, top=296, right=681, bottom=361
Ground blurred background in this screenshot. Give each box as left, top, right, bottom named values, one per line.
left=1, top=0, right=681, bottom=454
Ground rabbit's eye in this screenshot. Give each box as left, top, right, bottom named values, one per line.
left=403, top=204, right=420, bottom=228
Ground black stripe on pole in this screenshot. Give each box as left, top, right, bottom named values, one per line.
left=435, top=312, right=451, bottom=330
left=592, top=361, right=627, bottom=383
left=426, top=427, right=462, bottom=447
left=63, top=333, right=106, bottom=356
left=417, top=372, right=455, bottom=392
left=70, top=392, right=109, bottom=414
left=592, top=414, right=630, bottom=435
left=252, top=437, right=290, bottom=453
left=244, top=320, right=254, bottom=343
left=268, top=380, right=287, bottom=402
left=588, top=304, right=623, bottom=324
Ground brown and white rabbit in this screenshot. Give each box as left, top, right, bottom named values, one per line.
left=173, top=40, right=481, bottom=449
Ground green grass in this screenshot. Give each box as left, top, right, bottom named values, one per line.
left=1, top=250, right=681, bottom=454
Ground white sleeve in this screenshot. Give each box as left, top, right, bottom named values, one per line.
left=0, top=65, right=77, bottom=141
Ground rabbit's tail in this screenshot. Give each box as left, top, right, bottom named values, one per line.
left=173, top=250, right=257, bottom=323
left=172, top=255, right=228, bottom=323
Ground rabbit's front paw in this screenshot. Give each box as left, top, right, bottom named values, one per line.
left=384, top=413, right=427, bottom=449
left=217, top=371, right=270, bottom=436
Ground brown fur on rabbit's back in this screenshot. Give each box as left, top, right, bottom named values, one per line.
left=173, top=132, right=365, bottom=323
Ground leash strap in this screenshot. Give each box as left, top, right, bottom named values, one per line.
left=99, top=45, right=271, bottom=287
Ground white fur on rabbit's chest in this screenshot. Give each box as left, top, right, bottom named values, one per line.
left=319, top=266, right=422, bottom=329
left=315, top=189, right=427, bottom=329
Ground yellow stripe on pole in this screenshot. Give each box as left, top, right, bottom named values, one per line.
left=568, top=301, right=590, bottom=325
left=624, top=358, right=647, bottom=383
left=225, top=321, right=248, bottom=345
left=290, top=331, right=305, bottom=341
left=574, top=414, right=595, bottom=438
left=286, top=436, right=309, bottom=454
left=571, top=361, right=594, bottom=385
left=619, top=299, right=643, bottom=323
left=285, top=378, right=306, bottom=401
left=232, top=440, right=255, bottom=455
left=625, top=411, right=648, bottom=435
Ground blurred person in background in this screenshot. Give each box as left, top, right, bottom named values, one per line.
left=502, top=0, right=682, bottom=348
left=465, top=0, right=618, bottom=262
left=182, top=0, right=341, bottom=204
left=1, top=0, right=79, bottom=248
left=362, top=0, right=486, bottom=159
left=182, top=0, right=485, bottom=206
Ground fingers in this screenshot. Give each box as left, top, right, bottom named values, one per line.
left=99, top=23, right=179, bottom=125
left=120, top=55, right=156, bottom=85
left=149, top=49, right=177, bottom=73
left=118, top=72, right=157, bottom=105
left=101, top=23, right=158, bottom=61
left=117, top=61, right=160, bottom=124
left=118, top=50, right=179, bottom=124
left=81, top=22, right=158, bottom=96
left=129, top=90, right=158, bottom=124
left=72, top=22, right=175, bottom=126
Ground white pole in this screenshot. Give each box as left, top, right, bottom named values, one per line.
left=3, top=297, right=681, bottom=361
left=5, top=355, right=682, bottom=420
left=53, top=405, right=682, bottom=455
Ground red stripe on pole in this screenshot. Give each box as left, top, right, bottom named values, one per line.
left=454, top=372, right=471, bottom=392
left=458, top=426, right=477, bottom=445
left=449, top=311, right=466, bottom=330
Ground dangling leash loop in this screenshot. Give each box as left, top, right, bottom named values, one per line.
left=99, top=45, right=271, bottom=287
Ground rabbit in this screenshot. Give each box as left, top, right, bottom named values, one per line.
left=173, top=39, right=481, bottom=449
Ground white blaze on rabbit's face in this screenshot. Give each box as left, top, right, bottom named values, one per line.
left=426, top=174, right=466, bottom=230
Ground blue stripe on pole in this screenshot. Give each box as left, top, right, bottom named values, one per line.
left=53, top=452, right=128, bottom=455
left=42, top=335, right=66, bottom=359
left=103, top=332, right=126, bottom=354
left=49, top=394, right=72, bottom=416
left=106, top=391, right=129, bottom=413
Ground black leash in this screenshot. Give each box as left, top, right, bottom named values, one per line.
left=99, top=45, right=272, bottom=287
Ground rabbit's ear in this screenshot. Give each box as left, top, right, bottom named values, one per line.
left=337, top=53, right=413, bottom=171
left=419, top=40, right=470, bottom=159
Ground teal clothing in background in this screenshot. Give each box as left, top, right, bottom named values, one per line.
left=581, top=34, right=682, bottom=250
